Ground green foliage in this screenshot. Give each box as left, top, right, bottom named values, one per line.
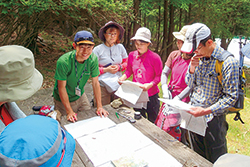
left=190, top=0, right=250, bottom=42
left=227, top=98, right=250, bottom=156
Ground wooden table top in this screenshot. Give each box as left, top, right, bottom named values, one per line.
left=61, top=105, right=213, bottom=167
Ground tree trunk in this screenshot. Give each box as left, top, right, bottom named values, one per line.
left=155, top=5, right=161, bottom=54
left=179, top=8, right=182, bottom=31
left=132, top=0, right=141, bottom=50
left=166, top=4, right=174, bottom=61
left=133, top=0, right=141, bottom=35
left=160, top=0, right=169, bottom=63
left=221, top=38, right=227, bottom=50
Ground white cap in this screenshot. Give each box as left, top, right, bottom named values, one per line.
left=172, top=25, right=190, bottom=42
left=181, top=23, right=211, bottom=54
left=131, top=27, right=151, bottom=43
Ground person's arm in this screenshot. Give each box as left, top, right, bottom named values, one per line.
left=123, top=52, right=133, bottom=79
left=161, top=65, right=172, bottom=99
left=92, top=76, right=109, bottom=117
left=117, top=58, right=128, bottom=71
left=188, top=106, right=212, bottom=117
left=58, top=80, right=77, bottom=122
left=210, top=57, right=239, bottom=114
left=118, top=74, right=127, bottom=85
left=173, top=86, right=192, bottom=100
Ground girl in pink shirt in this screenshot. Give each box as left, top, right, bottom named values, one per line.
left=119, top=27, right=162, bottom=123
left=155, top=25, right=193, bottom=142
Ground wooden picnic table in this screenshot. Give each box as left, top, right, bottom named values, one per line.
left=61, top=105, right=213, bottom=167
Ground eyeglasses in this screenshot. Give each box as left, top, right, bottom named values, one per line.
left=75, top=37, right=94, bottom=42
left=106, top=33, right=118, bottom=37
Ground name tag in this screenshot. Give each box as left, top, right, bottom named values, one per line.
left=75, top=86, right=81, bottom=96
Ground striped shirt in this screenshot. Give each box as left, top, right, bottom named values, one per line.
left=185, top=45, right=239, bottom=122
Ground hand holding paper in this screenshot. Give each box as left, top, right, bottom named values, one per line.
left=158, top=98, right=208, bottom=136
left=187, top=106, right=212, bottom=117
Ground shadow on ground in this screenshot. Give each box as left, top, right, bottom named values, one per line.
left=16, top=82, right=93, bottom=116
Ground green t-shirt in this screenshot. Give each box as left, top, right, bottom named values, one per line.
left=53, top=50, right=99, bottom=102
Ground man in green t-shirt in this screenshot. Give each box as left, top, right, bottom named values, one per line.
left=53, top=30, right=109, bottom=122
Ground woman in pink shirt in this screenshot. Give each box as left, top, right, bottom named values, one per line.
left=155, top=25, right=193, bottom=142
left=118, top=27, right=163, bottom=123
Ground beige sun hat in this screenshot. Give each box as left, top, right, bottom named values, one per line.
left=131, top=27, right=152, bottom=43
left=0, top=45, right=43, bottom=102
left=172, top=25, right=191, bottom=42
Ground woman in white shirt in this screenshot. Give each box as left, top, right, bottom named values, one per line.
left=93, top=21, right=128, bottom=106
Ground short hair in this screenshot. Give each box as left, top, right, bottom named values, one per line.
left=200, top=34, right=212, bottom=46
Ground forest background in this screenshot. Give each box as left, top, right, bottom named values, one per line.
left=1, top=0, right=250, bottom=156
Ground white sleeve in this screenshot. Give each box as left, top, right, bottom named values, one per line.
left=161, top=65, right=172, bottom=99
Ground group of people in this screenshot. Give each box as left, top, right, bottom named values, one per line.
left=0, top=21, right=242, bottom=164
left=52, top=21, right=241, bottom=163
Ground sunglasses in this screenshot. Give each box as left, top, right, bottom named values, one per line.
left=75, top=37, right=94, bottom=42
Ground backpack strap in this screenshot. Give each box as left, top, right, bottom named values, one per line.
left=216, top=50, right=245, bottom=123
left=215, top=50, right=234, bottom=85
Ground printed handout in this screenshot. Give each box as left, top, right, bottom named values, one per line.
left=158, top=98, right=208, bottom=136
left=115, top=81, right=149, bottom=105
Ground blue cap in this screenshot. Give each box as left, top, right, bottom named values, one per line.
left=74, top=30, right=94, bottom=45
left=0, top=115, right=75, bottom=167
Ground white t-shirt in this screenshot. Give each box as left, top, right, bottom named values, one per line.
left=93, top=43, right=127, bottom=66
left=93, top=43, right=128, bottom=88
left=93, top=43, right=128, bottom=79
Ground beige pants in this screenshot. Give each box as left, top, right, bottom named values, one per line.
left=93, top=86, right=117, bottom=107
left=54, top=93, right=91, bottom=115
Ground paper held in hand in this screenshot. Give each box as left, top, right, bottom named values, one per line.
left=115, top=81, right=149, bottom=107
left=158, top=98, right=208, bottom=136
left=158, top=98, right=193, bottom=111
left=99, top=72, right=120, bottom=93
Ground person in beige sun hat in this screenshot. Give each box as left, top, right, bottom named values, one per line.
left=0, top=45, right=43, bottom=132
left=0, top=45, right=43, bottom=103
left=118, top=27, right=163, bottom=124
left=155, top=25, right=194, bottom=144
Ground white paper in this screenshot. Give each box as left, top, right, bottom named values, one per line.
left=64, top=116, right=116, bottom=139
left=137, top=91, right=149, bottom=103
left=179, top=111, right=207, bottom=136
left=115, top=81, right=143, bottom=105
left=77, top=122, right=182, bottom=167
left=159, top=98, right=207, bottom=136
left=99, top=73, right=120, bottom=93
left=158, top=98, right=193, bottom=111
left=131, top=144, right=182, bottom=167
left=77, top=122, right=152, bottom=166
left=122, top=90, right=149, bottom=109
left=122, top=99, right=148, bottom=109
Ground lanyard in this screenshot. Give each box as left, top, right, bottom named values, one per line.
left=75, top=58, right=87, bottom=87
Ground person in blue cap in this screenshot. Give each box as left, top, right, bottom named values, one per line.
left=53, top=30, right=109, bottom=123
left=0, top=115, right=75, bottom=167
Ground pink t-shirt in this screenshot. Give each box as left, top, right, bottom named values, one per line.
left=165, top=50, right=191, bottom=102
left=125, top=50, right=163, bottom=97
